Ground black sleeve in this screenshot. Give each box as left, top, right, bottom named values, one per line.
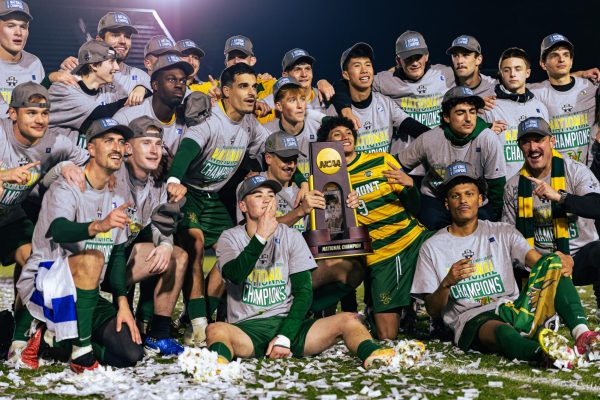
left=330, top=79, right=352, bottom=114
left=394, top=117, right=430, bottom=140
left=86, top=98, right=128, bottom=121
left=564, top=193, right=600, bottom=220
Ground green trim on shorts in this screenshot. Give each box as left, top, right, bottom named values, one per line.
left=370, top=230, right=434, bottom=313
left=0, top=217, right=34, bottom=265
left=91, top=296, right=117, bottom=333
left=234, top=316, right=316, bottom=358
left=178, top=188, right=233, bottom=248
left=457, top=310, right=503, bottom=352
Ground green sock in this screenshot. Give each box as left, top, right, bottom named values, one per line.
left=74, top=288, right=99, bottom=347
left=135, top=278, right=157, bottom=322
left=208, top=296, right=221, bottom=319
left=92, top=342, right=105, bottom=362
left=12, top=307, right=34, bottom=341
left=209, top=342, right=232, bottom=361
left=187, top=297, right=206, bottom=319
left=310, top=282, right=354, bottom=313
left=554, top=276, right=588, bottom=331
left=356, top=339, right=382, bottom=362
left=495, top=324, right=542, bottom=362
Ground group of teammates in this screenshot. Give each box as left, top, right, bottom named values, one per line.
left=0, top=0, right=599, bottom=373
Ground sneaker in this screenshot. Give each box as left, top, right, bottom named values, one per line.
left=70, top=352, right=99, bottom=374
left=20, top=325, right=46, bottom=369
left=145, top=337, right=185, bottom=356
left=575, top=330, right=600, bottom=361
left=538, top=328, right=576, bottom=370
left=363, top=347, right=396, bottom=369
left=7, top=340, right=27, bottom=364
left=184, top=317, right=208, bottom=347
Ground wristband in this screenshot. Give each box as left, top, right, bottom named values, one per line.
left=273, top=334, right=290, bottom=349
left=255, top=233, right=267, bottom=244
left=167, top=177, right=181, bottom=185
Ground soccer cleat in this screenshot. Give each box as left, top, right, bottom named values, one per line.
left=215, top=355, right=230, bottom=374
left=363, top=347, right=396, bottom=369
left=70, top=351, right=99, bottom=373
left=575, top=330, right=600, bottom=361
left=144, top=336, right=185, bottom=356
left=19, top=325, right=45, bottom=369
left=184, top=317, right=208, bottom=347
left=538, top=328, right=576, bottom=370
left=7, top=340, right=27, bottom=365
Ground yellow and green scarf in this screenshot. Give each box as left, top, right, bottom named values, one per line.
left=516, top=149, right=570, bottom=254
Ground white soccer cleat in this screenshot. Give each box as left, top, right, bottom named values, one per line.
left=184, top=317, right=208, bottom=347
left=7, top=340, right=27, bottom=365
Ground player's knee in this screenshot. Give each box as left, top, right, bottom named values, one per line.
left=14, top=243, right=32, bottom=267
left=338, top=312, right=362, bottom=331
left=172, top=246, right=189, bottom=271
left=206, top=322, right=227, bottom=340
left=72, top=250, right=104, bottom=280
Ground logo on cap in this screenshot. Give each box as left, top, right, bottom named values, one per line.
left=6, top=0, right=24, bottom=10
left=181, top=40, right=195, bottom=48
left=166, top=55, right=181, bottom=63
left=522, top=118, right=540, bottom=130
left=460, top=87, right=475, bottom=96
left=454, top=36, right=469, bottom=45
left=84, top=51, right=92, bottom=61
left=100, top=118, right=118, bottom=128
left=282, top=137, right=298, bottom=148
left=404, top=37, right=421, bottom=48
left=250, top=175, right=267, bottom=185
left=113, top=13, right=130, bottom=24
left=231, top=38, right=245, bottom=47
left=158, top=38, right=172, bottom=48
left=448, top=162, right=468, bottom=177
left=291, top=49, right=307, bottom=58
left=549, top=34, right=567, bottom=43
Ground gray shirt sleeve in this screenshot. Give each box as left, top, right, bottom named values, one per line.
left=286, top=229, right=318, bottom=274
left=398, top=132, right=427, bottom=169
left=482, top=131, right=507, bottom=179
left=411, top=242, right=440, bottom=295
left=501, top=179, right=517, bottom=225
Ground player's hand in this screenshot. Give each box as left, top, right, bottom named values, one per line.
left=167, top=182, right=187, bottom=203
left=317, top=79, right=335, bottom=102
left=525, top=176, right=562, bottom=202
left=245, top=171, right=259, bottom=178
left=60, top=56, right=79, bottom=72
left=294, top=181, right=309, bottom=208
left=0, top=161, right=40, bottom=185
left=482, top=95, right=496, bottom=111
left=576, top=67, right=600, bottom=84
left=382, top=162, right=413, bottom=188
left=48, top=71, right=79, bottom=87
left=442, top=258, right=475, bottom=288
left=146, top=244, right=172, bottom=274
left=256, top=197, right=278, bottom=239
left=207, top=75, right=221, bottom=103
left=300, top=190, right=326, bottom=215
left=341, top=107, right=362, bottom=130
left=257, top=72, right=274, bottom=82
left=490, top=120, right=508, bottom=134
left=125, top=85, right=146, bottom=107
left=254, top=100, right=271, bottom=118
left=346, top=190, right=359, bottom=209
left=554, top=251, right=574, bottom=277
left=116, top=298, right=142, bottom=344
left=61, top=162, right=85, bottom=192
left=266, top=337, right=291, bottom=359
left=92, top=202, right=132, bottom=234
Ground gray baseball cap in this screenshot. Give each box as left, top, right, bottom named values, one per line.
left=183, top=91, right=212, bottom=127
left=442, top=86, right=485, bottom=109
left=0, top=0, right=32, bottom=21
left=540, top=33, right=574, bottom=60
left=150, top=54, right=194, bottom=80
left=175, top=39, right=205, bottom=58
left=85, top=118, right=133, bottom=143
left=71, top=40, right=117, bottom=75
left=128, top=116, right=163, bottom=140
left=9, top=81, right=49, bottom=108
left=517, top=117, right=552, bottom=140
left=282, top=48, right=315, bottom=71
left=144, top=35, right=177, bottom=58
left=340, top=42, right=374, bottom=71
left=272, top=76, right=302, bottom=101
left=395, top=31, right=428, bottom=58
left=446, top=35, right=481, bottom=55
left=439, top=161, right=488, bottom=200
left=237, top=175, right=282, bottom=200
left=151, top=198, right=186, bottom=237
left=265, top=131, right=306, bottom=158
left=97, top=11, right=137, bottom=35
left=224, top=35, right=253, bottom=56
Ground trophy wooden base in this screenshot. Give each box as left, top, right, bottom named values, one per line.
left=303, top=226, right=373, bottom=259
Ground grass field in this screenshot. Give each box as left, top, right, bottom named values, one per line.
left=1, top=260, right=599, bottom=399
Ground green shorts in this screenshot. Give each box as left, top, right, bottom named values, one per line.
left=92, top=296, right=118, bottom=333
left=178, top=188, right=233, bottom=248
left=234, top=316, right=316, bottom=358
left=0, top=217, right=34, bottom=265
left=370, top=230, right=434, bottom=313
left=457, top=311, right=503, bottom=352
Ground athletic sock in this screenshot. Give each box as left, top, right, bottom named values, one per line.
left=357, top=339, right=382, bottom=362
left=208, top=342, right=232, bottom=361
left=207, top=296, right=221, bottom=319
left=495, top=324, right=542, bottom=362
left=147, top=315, right=172, bottom=340
left=74, top=288, right=99, bottom=348
left=310, top=282, right=354, bottom=313
left=71, top=349, right=96, bottom=367
left=572, top=324, right=590, bottom=341
left=135, top=277, right=157, bottom=322
left=12, top=307, right=34, bottom=341
left=554, top=276, right=589, bottom=331
left=187, top=297, right=206, bottom=320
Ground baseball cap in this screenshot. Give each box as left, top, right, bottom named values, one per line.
left=183, top=91, right=212, bottom=127
left=340, top=42, right=374, bottom=71
left=446, top=35, right=481, bottom=55
left=151, top=198, right=186, bottom=237
left=0, top=0, right=32, bottom=21
left=97, top=11, right=137, bottom=35
left=144, top=35, right=177, bottom=58
left=224, top=35, right=253, bottom=56
left=440, top=161, right=487, bottom=198
left=395, top=31, right=428, bottom=58
left=237, top=175, right=282, bottom=200
left=175, top=39, right=205, bottom=58
left=272, top=76, right=302, bottom=101
left=442, top=86, right=485, bottom=109
left=71, top=40, right=117, bottom=75
left=150, top=54, right=194, bottom=80
left=85, top=118, right=133, bottom=143
left=128, top=116, right=163, bottom=140
left=540, top=33, right=574, bottom=60
left=282, top=48, right=315, bottom=71
left=265, top=131, right=306, bottom=158
left=517, top=117, right=552, bottom=140
left=9, top=81, right=49, bottom=108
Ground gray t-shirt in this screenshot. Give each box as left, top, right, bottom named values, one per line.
left=0, top=119, right=89, bottom=227
left=398, top=125, right=506, bottom=198
left=0, top=50, right=45, bottom=105
left=0, top=95, right=7, bottom=117
left=113, top=97, right=185, bottom=155
left=98, top=63, right=151, bottom=104
left=502, top=156, right=600, bottom=255
left=178, top=104, right=270, bottom=192
left=468, top=74, right=497, bottom=97
left=411, top=220, right=531, bottom=345
left=528, top=78, right=598, bottom=165
left=216, top=223, right=317, bottom=323
left=482, top=96, right=549, bottom=179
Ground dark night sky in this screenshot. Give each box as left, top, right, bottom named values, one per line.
left=25, top=0, right=600, bottom=83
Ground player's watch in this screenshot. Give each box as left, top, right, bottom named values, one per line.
left=557, top=190, right=568, bottom=204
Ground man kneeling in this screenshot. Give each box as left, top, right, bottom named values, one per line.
left=206, top=175, right=393, bottom=368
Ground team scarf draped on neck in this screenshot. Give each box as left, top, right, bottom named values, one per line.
left=516, top=149, right=570, bottom=254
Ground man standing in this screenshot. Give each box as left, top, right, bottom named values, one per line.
left=446, top=35, right=496, bottom=97
left=176, top=39, right=205, bottom=88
